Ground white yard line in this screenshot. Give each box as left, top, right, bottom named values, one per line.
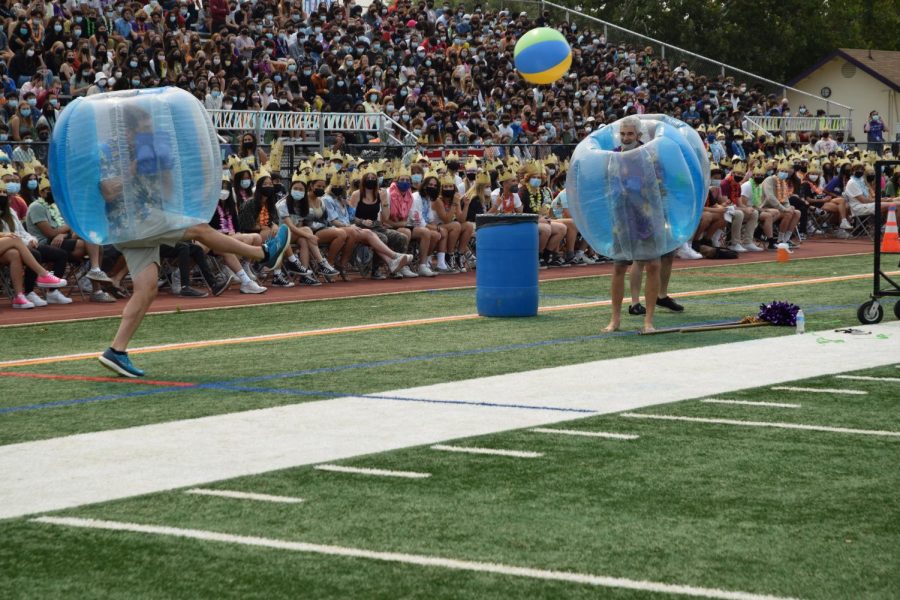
left=185, top=488, right=304, bottom=504
left=1, top=321, right=898, bottom=520
left=31, top=517, right=797, bottom=600
left=835, top=375, right=900, bottom=383
left=530, top=428, right=639, bottom=440
left=314, top=465, right=431, bottom=479
left=621, top=413, right=900, bottom=438
left=700, top=399, right=801, bottom=409
left=431, top=445, right=543, bottom=458
left=770, top=386, right=867, bottom=395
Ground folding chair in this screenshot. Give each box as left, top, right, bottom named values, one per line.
left=0, top=265, right=14, bottom=300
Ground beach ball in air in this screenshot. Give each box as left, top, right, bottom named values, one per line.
left=49, top=86, right=221, bottom=245
left=566, top=115, right=708, bottom=262
left=514, top=27, right=572, bottom=85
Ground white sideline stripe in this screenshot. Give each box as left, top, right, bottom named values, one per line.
left=31, top=517, right=797, bottom=600
left=3, top=321, right=898, bottom=520
left=431, top=445, right=543, bottom=458
left=700, top=399, right=801, bottom=409
left=184, top=488, right=304, bottom=504
left=835, top=375, right=900, bottom=383
left=530, top=428, right=639, bottom=440
left=314, top=464, right=431, bottom=479
left=770, top=386, right=867, bottom=395
left=621, top=413, right=900, bottom=438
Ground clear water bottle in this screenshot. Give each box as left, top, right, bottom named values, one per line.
left=795, top=309, right=805, bottom=334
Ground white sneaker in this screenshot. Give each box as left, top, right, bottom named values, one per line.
left=834, top=229, right=851, bottom=239
left=87, top=267, right=112, bottom=283
left=78, top=276, right=93, bottom=293
left=743, top=242, right=763, bottom=252
left=170, top=271, right=181, bottom=295
left=240, top=280, right=267, bottom=294
left=839, top=218, right=853, bottom=230
left=399, top=265, right=418, bottom=278
left=728, top=242, right=747, bottom=253
left=417, top=263, right=436, bottom=277
left=25, top=291, right=47, bottom=307
left=46, top=289, right=73, bottom=304
left=675, top=242, right=703, bottom=260
left=387, top=253, right=410, bottom=273
left=711, top=230, right=725, bottom=248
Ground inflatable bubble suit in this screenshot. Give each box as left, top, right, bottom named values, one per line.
left=49, top=86, right=220, bottom=245
left=566, top=114, right=708, bottom=262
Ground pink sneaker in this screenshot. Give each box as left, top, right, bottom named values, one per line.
left=12, top=293, right=35, bottom=309
left=36, top=273, right=67, bottom=288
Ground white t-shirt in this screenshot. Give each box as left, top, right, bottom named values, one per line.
left=408, top=192, right=437, bottom=227
left=845, top=177, right=869, bottom=213
left=490, top=188, right=522, bottom=212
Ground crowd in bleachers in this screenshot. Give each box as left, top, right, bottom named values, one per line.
left=1, top=0, right=899, bottom=311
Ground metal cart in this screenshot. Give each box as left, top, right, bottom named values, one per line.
left=857, top=159, right=900, bottom=324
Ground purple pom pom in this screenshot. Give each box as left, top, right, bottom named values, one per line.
left=758, top=301, right=801, bottom=326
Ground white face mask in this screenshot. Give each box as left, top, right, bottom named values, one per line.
left=219, top=189, right=230, bottom=200
left=808, top=174, right=819, bottom=182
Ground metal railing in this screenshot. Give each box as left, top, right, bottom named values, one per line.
left=743, top=116, right=853, bottom=137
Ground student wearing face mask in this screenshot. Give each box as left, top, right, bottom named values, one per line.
left=9, top=101, right=36, bottom=142
left=800, top=160, right=852, bottom=236
left=864, top=111, right=885, bottom=152
left=845, top=159, right=900, bottom=217
left=391, top=166, right=439, bottom=277
left=237, top=132, right=267, bottom=170
left=760, top=159, right=802, bottom=247
left=237, top=168, right=298, bottom=288
left=276, top=171, right=340, bottom=284
left=348, top=166, right=414, bottom=279
left=323, top=170, right=411, bottom=279
left=209, top=172, right=268, bottom=294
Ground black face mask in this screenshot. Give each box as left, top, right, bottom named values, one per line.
left=424, top=186, right=438, bottom=199
left=0, top=196, right=8, bottom=211
left=441, top=188, right=455, bottom=198
left=364, top=179, right=377, bottom=189
left=242, top=140, right=255, bottom=150
left=331, top=187, right=344, bottom=196
left=753, top=177, right=765, bottom=184
left=260, top=186, right=274, bottom=197
left=466, top=173, right=476, bottom=181
left=854, top=170, right=864, bottom=179
left=313, top=188, right=325, bottom=197
left=865, top=174, right=875, bottom=182
left=509, top=185, right=519, bottom=194
left=447, top=162, right=459, bottom=171
left=732, top=174, right=743, bottom=181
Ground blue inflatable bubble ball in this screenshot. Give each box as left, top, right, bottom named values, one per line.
left=565, top=114, right=708, bottom=262
left=49, top=87, right=221, bottom=246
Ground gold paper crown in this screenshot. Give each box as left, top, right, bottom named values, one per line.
left=255, top=167, right=272, bottom=184
left=808, top=161, right=822, bottom=174
left=291, top=171, right=307, bottom=185
left=329, top=171, right=347, bottom=187
left=19, top=164, right=35, bottom=178
left=751, top=165, right=766, bottom=177
left=776, top=160, right=790, bottom=171
left=445, top=151, right=460, bottom=162
left=361, top=166, right=378, bottom=178
left=439, top=173, right=456, bottom=187
left=38, top=176, right=50, bottom=192
left=497, top=168, right=516, bottom=183
left=307, top=167, right=329, bottom=183
left=475, top=171, right=491, bottom=185
left=464, top=158, right=478, bottom=171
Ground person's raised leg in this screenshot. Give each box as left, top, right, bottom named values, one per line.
left=604, top=262, right=629, bottom=332
left=185, top=224, right=264, bottom=261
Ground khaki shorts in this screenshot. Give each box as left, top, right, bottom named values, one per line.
left=115, top=228, right=189, bottom=277
left=850, top=202, right=875, bottom=216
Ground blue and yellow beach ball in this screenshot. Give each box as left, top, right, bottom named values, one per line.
left=514, top=27, right=572, bottom=85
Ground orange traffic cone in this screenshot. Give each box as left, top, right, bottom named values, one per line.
left=882, top=206, right=900, bottom=253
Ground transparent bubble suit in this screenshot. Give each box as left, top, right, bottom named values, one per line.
left=49, top=87, right=220, bottom=245
left=566, top=114, right=708, bottom=261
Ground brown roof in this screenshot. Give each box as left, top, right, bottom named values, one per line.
left=838, top=49, right=900, bottom=91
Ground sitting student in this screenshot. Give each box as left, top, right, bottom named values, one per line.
left=416, top=172, right=458, bottom=273
left=718, top=160, right=762, bottom=251
left=209, top=173, right=267, bottom=294
left=741, top=164, right=779, bottom=249
left=237, top=168, right=300, bottom=288
left=845, top=159, right=900, bottom=217
left=0, top=190, right=69, bottom=306
left=0, top=226, right=66, bottom=308
left=761, top=159, right=802, bottom=247
left=432, top=173, right=472, bottom=273
left=276, top=170, right=340, bottom=285
left=389, top=166, right=439, bottom=277
left=323, top=170, right=411, bottom=278
left=25, top=177, right=115, bottom=302
left=800, top=160, right=851, bottom=238
left=349, top=165, right=414, bottom=279
left=519, top=160, right=567, bottom=267
left=407, top=171, right=443, bottom=276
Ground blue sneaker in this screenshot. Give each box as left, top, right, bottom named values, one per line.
left=262, top=224, right=290, bottom=270
left=99, top=347, right=145, bottom=378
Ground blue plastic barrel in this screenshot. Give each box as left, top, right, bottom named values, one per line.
left=476, top=214, right=539, bottom=317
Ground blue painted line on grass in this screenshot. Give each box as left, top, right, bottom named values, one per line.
left=204, top=383, right=597, bottom=414
left=0, top=386, right=192, bottom=414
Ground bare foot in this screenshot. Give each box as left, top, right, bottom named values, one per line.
left=641, top=324, right=657, bottom=334
left=602, top=321, right=620, bottom=333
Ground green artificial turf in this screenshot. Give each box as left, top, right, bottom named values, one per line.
left=3, top=365, right=897, bottom=599
left=0, top=254, right=894, bottom=445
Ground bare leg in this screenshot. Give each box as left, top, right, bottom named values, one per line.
left=0, top=249, right=25, bottom=294
left=185, top=224, right=264, bottom=261
left=604, top=263, right=628, bottom=332
left=316, top=228, right=347, bottom=264
left=111, top=263, right=159, bottom=352
left=642, top=259, right=661, bottom=333
left=548, top=221, right=566, bottom=252
left=458, top=221, right=474, bottom=252
left=537, top=222, right=550, bottom=252
left=659, top=254, right=673, bottom=298
left=0, top=237, right=52, bottom=278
